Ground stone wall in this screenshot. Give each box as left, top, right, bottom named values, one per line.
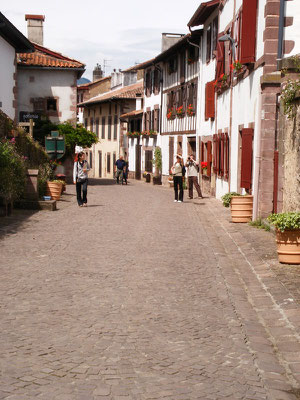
left=280, top=90, right=300, bottom=212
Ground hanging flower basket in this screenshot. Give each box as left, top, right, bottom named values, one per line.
left=176, top=106, right=185, bottom=118
left=142, top=130, right=158, bottom=138
left=167, top=108, right=175, bottom=120
left=186, top=104, right=195, bottom=117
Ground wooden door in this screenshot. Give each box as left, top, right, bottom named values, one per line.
left=135, top=144, right=141, bottom=180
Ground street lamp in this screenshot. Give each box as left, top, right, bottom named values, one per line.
left=219, top=34, right=236, bottom=61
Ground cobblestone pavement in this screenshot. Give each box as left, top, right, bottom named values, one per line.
left=1, top=181, right=300, bottom=400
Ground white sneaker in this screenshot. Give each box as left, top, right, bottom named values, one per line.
left=174, top=200, right=178, bottom=202
left=178, top=200, right=182, bottom=203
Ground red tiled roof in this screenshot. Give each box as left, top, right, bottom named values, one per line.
left=188, top=0, right=220, bottom=27
left=79, top=81, right=143, bottom=106
left=120, top=109, right=143, bottom=118
left=18, top=43, right=85, bottom=69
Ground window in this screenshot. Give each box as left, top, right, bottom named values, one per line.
left=212, top=17, right=218, bottom=55
left=188, top=45, right=199, bottom=64
left=47, top=98, right=57, bottom=111
left=107, top=153, right=111, bottom=173
left=33, top=98, right=45, bottom=112
left=90, top=117, right=94, bottom=132
left=168, top=56, right=177, bottom=74
left=89, top=151, right=93, bottom=168
left=113, top=115, right=118, bottom=140
left=180, top=51, right=186, bottom=83
left=154, top=108, right=160, bottom=132
left=153, top=69, right=160, bottom=95
left=109, top=103, right=112, bottom=115
left=113, top=152, right=116, bottom=169
left=108, top=116, right=112, bottom=140
left=115, top=103, right=118, bottom=114
left=145, top=70, right=152, bottom=97
left=95, top=117, right=99, bottom=137
left=84, top=118, right=88, bottom=129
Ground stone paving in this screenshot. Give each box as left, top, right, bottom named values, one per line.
left=1, top=181, right=300, bottom=400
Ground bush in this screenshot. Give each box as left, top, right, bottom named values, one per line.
left=152, top=147, right=162, bottom=173
left=268, top=212, right=300, bottom=232
left=221, top=192, right=240, bottom=207
left=15, top=129, right=49, bottom=168
left=0, top=140, right=26, bottom=205
left=58, top=122, right=98, bottom=154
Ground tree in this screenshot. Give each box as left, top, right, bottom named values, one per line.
left=58, top=122, right=98, bottom=154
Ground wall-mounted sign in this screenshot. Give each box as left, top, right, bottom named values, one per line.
left=45, top=131, right=65, bottom=160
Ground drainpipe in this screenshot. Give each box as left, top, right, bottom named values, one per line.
left=277, top=0, right=285, bottom=69
left=252, top=87, right=263, bottom=220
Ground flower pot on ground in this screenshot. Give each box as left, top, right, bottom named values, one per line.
left=46, top=180, right=63, bottom=200
left=268, top=213, right=300, bottom=264
left=221, top=192, right=253, bottom=223
left=145, top=173, right=151, bottom=183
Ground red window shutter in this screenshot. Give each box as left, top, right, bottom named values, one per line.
left=225, top=133, right=230, bottom=179
left=205, top=81, right=215, bottom=120
left=241, top=128, right=254, bottom=189
left=213, top=134, right=217, bottom=173
left=241, top=0, right=258, bottom=64
left=215, top=40, right=225, bottom=80
left=207, top=141, right=212, bottom=177
left=220, top=133, right=224, bottom=176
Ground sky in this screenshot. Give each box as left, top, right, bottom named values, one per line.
left=3, top=0, right=201, bottom=81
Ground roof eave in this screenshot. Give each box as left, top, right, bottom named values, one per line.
left=0, top=12, right=34, bottom=52
left=188, top=0, right=219, bottom=28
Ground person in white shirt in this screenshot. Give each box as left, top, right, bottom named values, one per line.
left=185, top=154, right=203, bottom=199
left=171, top=155, right=184, bottom=202
left=73, top=152, right=90, bottom=207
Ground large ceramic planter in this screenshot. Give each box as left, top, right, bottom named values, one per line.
left=276, top=229, right=300, bottom=264
left=46, top=181, right=63, bottom=201
left=231, top=195, right=253, bottom=223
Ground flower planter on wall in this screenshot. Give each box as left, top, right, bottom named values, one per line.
left=276, top=229, right=300, bottom=264
left=46, top=181, right=62, bottom=201
left=231, top=195, right=253, bottom=223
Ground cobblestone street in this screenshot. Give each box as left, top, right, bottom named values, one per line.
left=1, top=181, right=300, bottom=400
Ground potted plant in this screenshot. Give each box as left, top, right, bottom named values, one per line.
left=221, top=192, right=253, bottom=223
left=186, top=104, right=195, bottom=117
left=46, top=179, right=64, bottom=200
left=201, top=161, right=208, bottom=175
left=167, top=108, right=175, bottom=120
left=268, top=212, right=300, bottom=264
left=176, top=106, right=185, bottom=118
left=152, top=147, right=162, bottom=185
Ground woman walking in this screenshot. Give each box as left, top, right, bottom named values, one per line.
left=171, top=155, right=184, bottom=203
left=73, top=152, right=90, bottom=207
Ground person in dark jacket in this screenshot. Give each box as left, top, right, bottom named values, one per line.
left=115, top=155, right=126, bottom=184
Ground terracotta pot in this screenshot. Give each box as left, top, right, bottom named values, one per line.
left=276, top=229, right=300, bottom=265
left=46, top=181, right=62, bottom=200
left=231, top=195, right=253, bottom=223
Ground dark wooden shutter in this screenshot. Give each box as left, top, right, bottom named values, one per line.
left=205, top=81, right=215, bottom=120
left=146, top=71, right=151, bottom=96
left=107, top=152, right=111, bottom=173
left=241, top=128, right=254, bottom=189
left=154, top=109, right=159, bottom=132
left=101, top=116, right=105, bottom=139
left=207, top=141, right=212, bottom=177
left=215, top=40, right=225, bottom=80
left=169, top=137, right=174, bottom=174
left=108, top=116, right=112, bottom=140
left=241, top=0, right=258, bottom=64
left=193, top=82, right=198, bottom=112
left=206, top=25, right=212, bottom=63
left=180, top=51, right=186, bottom=84
left=154, top=69, right=159, bottom=95
left=113, top=115, right=118, bottom=140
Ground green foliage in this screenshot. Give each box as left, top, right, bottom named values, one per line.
left=268, top=212, right=300, bottom=232
left=33, top=118, right=58, bottom=146
left=249, top=218, right=271, bottom=232
left=38, top=163, right=53, bottom=197
left=0, top=141, right=26, bottom=203
left=221, top=192, right=240, bottom=207
left=58, top=122, right=98, bottom=154
left=281, top=79, right=300, bottom=119
left=152, top=147, right=162, bottom=172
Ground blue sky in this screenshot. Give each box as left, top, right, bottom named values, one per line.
left=3, top=0, right=200, bottom=80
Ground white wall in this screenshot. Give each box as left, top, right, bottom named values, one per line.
left=257, top=0, right=267, bottom=61
left=17, top=69, right=77, bottom=123
left=0, top=36, right=16, bottom=120
left=284, top=1, right=300, bottom=57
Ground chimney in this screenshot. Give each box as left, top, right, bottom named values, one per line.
left=93, top=64, right=103, bottom=81
left=161, top=33, right=185, bottom=52
left=25, top=15, right=45, bottom=46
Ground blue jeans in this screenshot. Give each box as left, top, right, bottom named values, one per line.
left=76, top=179, right=88, bottom=205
